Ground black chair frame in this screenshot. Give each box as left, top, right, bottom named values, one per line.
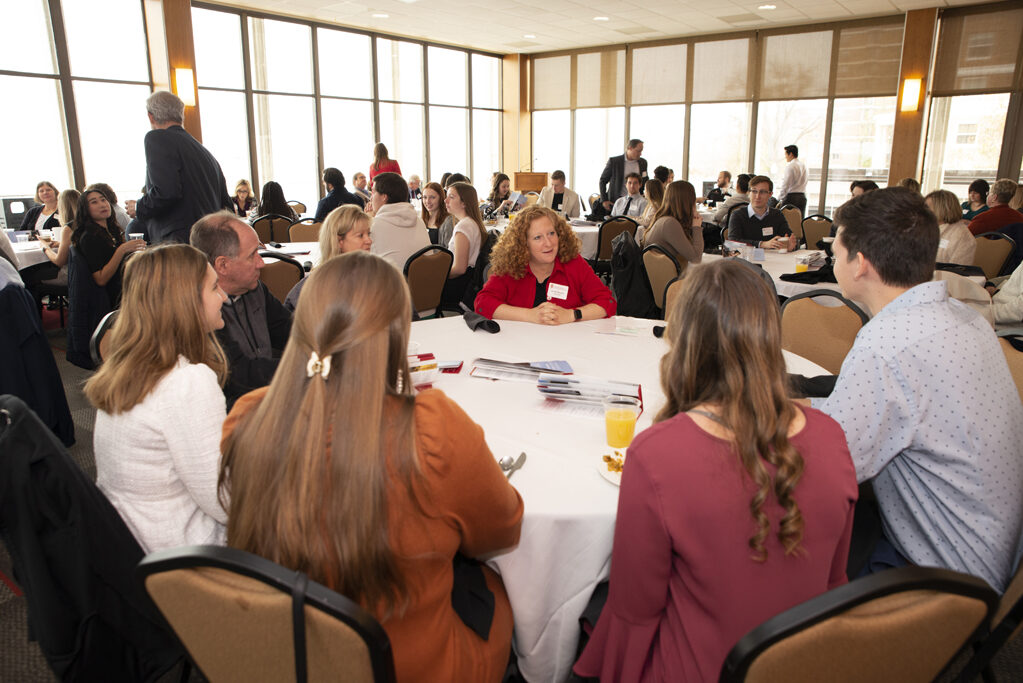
left=641, top=243, right=682, bottom=275
left=89, top=309, right=119, bottom=367
left=720, top=566, right=999, bottom=683
left=800, top=214, right=833, bottom=245
left=597, top=216, right=640, bottom=258
left=137, top=545, right=397, bottom=683
left=402, top=245, right=454, bottom=278
left=259, top=251, right=306, bottom=276
left=780, top=289, right=869, bottom=325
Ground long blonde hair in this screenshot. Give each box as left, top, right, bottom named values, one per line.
left=488, top=205, right=581, bottom=279
left=448, top=182, right=487, bottom=244
left=58, top=189, right=80, bottom=228
left=85, top=244, right=227, bottom=413
left=318, top=205, right=369, bottom=261
left=658, top=259, right=805, bottom=561
left=220, top=251, right=419, bottom=613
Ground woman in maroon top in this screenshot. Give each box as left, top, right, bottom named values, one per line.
left=369, top=142, right=402, bottom=185
left=474, top=206, right=615, bottom=324
left=574, top=259, right=857, bottom=682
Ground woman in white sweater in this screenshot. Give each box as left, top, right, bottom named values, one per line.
left=925, top=190, right=976, bottom=266
left=85, top=243, right=230, bottom=553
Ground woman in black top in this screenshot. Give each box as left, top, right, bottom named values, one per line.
left=71, top=185, right=145, bottom=304
left=256, top=181, right=299, bottom=221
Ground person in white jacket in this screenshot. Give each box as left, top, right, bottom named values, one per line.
left=538, top=170, right=581, bottom=219
left=991, top=259, right=1023, bottom=325
left=85, top=243, right=229, bottom=553
left=369, top=172, right=430, bottom=272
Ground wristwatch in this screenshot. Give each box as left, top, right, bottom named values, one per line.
left=573, top=308, right=582, bottom=321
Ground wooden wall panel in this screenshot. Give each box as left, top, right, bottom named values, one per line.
left=888, top=8, right=938, bottom=185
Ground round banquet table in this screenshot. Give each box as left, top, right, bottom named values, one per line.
left=10, top=240, right=50, bottom=271
left=408, top=315, right=830, bottom=682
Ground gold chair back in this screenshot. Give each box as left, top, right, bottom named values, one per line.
left=288, top=200, right=307, bottom=214
left=642, top=246, right=682, bottom=311
left=289, top=221, right=322, bottom=242
left=259, top=258, right=303, bottom=303
left=999, top=338, right=1023, bottom=405
left=779, top=207, right=801, bottom=240
left=403, top=247, right=453, bottom=316
left=801, top=216, right=832, bottom=248
left=596, top=218, right=637, bottom=260
left=973, top=233, right=1014, bottom=279
left=781, top=291, right=867, bottom=374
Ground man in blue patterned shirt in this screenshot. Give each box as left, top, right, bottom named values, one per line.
left=818, top=187, right=1023, bottom=593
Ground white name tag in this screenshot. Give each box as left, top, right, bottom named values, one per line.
left=939, top=238, right=949, bottom=249
left=762, top=227, right=774, bottom=237
left=547, top=282, right=569, bottom=300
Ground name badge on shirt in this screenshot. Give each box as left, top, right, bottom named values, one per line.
left=547, top=282, right=569, bottom=300
left=762, top=227, right=774, bottom=237
left=939, top=238, right=949, bottom=249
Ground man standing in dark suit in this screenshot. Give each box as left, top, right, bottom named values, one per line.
left=598, top=139, right=648, bottom=213
left=125, top=91, right=231, bottom=244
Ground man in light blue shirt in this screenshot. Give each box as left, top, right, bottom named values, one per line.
left=610, top=173, right=647, bottom=219
left=818, top=187, right=1023, bottom=593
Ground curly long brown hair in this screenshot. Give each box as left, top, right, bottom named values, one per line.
left=657, top=259, right=805, bottom=561
left=488, top=206, right=581, bottom=279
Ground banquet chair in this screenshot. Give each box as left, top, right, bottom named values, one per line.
left=778, top=205, right=802, bottom=241
left=780, top=290, right=868, bottom=375
left=974, top=232, right=1017, bottom=279
left=663, top=276, right=684, bottom=321
left=89, top=309, right=119, bottom=366
left=997, top=336, right=1023, bottom=402
left=137, top=545, right=396, bottom=683
left=259, top=252, right=305, bottom=304
left=289, top=219, right=322, bottom=243
left=525, top=192, right=540, bottom=207
left=720, top=566, right=998, bottom=683
left=252, top=214, right=294, bottom=244
left=596, top=217, right=638, bottom=260
left=642, top=244, right=682, bottom=314
left=801, top=215, right=832, bottom=249
left=403, top=246, right=453, bottom=318
left=287, top=200, right=307, bottom=215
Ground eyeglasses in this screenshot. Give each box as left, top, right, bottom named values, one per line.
left=749, top=189, right=772, bottom=195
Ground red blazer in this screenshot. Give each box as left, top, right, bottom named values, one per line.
left=474, top=255, right=617, bottom=319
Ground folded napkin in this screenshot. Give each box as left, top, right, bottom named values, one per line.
left=779, top=264, right=837, bottom=284
left=462, top=309, right=500, bottom=333
left=789, top=373, right=838, bottom=398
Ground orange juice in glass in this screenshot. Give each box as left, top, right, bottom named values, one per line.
left=603, top=396, right=642, bottom=448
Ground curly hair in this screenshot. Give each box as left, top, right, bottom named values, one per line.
left=488, top=206, right=581, bottom=279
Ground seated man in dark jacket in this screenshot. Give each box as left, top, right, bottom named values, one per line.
left=190, top=211, right=292, bottom=406
left=314, top=167, right=365, bottom=221
left=727, top=175, right=795, bottom=249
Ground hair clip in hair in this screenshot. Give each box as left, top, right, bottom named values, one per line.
left=306, top=351, right=332, bottom=380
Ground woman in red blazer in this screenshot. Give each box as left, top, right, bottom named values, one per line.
left=474, top=206, right=616, bottom=324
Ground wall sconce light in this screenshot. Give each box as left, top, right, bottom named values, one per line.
left=900, top=77, right=921, bottom=112
left=174, top=68, right=196, bottom=107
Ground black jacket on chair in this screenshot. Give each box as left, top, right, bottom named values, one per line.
left=134, top=125, right=232, bottom=244
left=66, top=246, right=111, bottom=370
left=0, top=394, right=184, bottom=682
left=610, top=230, right=659, bottom=319
left=0, top=264, right=74, bottom=446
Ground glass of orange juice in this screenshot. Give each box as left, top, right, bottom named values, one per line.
left=603, top=396, right=642, bottom=449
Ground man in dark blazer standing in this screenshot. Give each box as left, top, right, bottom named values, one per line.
left=598, top=139, right=648, bottom=212
left=126, top=91, right=231, bottom=244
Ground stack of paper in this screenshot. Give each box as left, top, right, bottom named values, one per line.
left=470, top=358, right=573, bottom=382
left=537, top=374, right=642, bottom=412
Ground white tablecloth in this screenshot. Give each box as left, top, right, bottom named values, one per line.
left=491, top=217, right=600, bottom=260
left=702, top=250, right=841, bottom=299
left=408, top=315, right=828, bottom=682
left=11, top=241, right=49, bottom=271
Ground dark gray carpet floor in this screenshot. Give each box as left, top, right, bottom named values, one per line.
left=2, top=329, right=1022, bottom=682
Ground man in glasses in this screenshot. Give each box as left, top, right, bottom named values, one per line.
left=727, top=175, right=795, bottom=250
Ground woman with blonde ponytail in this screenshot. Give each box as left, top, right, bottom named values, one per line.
left=575, top=259, right=857, bottom=682
left=220, top=250, right=522, bottom=683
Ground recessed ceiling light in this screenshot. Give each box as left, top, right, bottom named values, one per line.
left=524, top=34, right=536, bottom=38
left=594, top=16, right=609, bottom=21
left=758, top=4, right=776, bottom=9
left=372, top=12, right=389, bottom=17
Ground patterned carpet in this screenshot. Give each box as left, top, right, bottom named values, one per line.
left=2, top=323, right=1022, bottom=682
